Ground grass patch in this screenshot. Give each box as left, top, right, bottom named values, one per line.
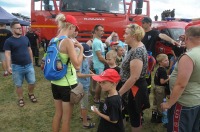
left=0, top=51, right=166, bottom=132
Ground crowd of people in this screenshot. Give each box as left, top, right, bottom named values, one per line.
left=0, top=14, right=200, bottom=132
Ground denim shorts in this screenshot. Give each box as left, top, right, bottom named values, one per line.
left=12, top=63, right=36, bottom=88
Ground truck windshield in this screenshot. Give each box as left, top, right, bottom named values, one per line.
left=168, top=28, right=185, bottom=41
left=60, top=0, right=125, bottom=14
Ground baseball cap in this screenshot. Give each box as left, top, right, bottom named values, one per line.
left=142, top=17, right=152, bottom=24
left=110, top=41, right=119, bottom=46
left=65, top=15, right=79, bottom=31
left=185, top=20, right=200, bottom=30
left=92, top=69, right=121, bottom=83
left=82, top=43, right=93, bottom=57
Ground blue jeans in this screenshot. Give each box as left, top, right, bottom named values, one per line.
left=12, top=63, right=36, bottom=88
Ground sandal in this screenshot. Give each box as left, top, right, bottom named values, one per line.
left=80, top=115, right=92, bottom=121
left=83, top=123, right=95, bottom=129
left=18, top=99, right=25, bottom=107
left=28, top=93, right=37, bottom=103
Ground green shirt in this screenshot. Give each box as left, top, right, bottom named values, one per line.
left=51, top=52, right=77, bottom=86
left=169, top=46, right=200, bottom=107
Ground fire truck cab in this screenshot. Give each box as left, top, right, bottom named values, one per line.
left=31, top=0, right=150, bottom=43
left=152, top=19, right=188, bottom=57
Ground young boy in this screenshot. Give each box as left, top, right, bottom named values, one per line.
left=77, top=43, right=95, bottom=128
left=104, top=50, right=120, bottom=73
left=151, top=54, right=170, bottom=123
left=92, top=69, right=125, bottom=132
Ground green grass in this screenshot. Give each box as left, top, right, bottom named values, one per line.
left=0, top=52, right=166, bottom=132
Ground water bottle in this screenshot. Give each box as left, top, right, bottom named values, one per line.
left=56, top=57, right=63, bottom=71
left=162, top=98, right=168, bottom=124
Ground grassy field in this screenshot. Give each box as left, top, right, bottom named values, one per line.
left=0, top=51, right=166, bottom=132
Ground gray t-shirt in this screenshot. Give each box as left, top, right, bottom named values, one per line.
left=120, top=45, right=148, bottom=82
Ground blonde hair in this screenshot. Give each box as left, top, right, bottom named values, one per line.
left=126, top=24, right=145, bottom=41
left=156, top=54, right=168, bottom=63
left=106, top=50, right=117, bottom=59
left=55, top=13, right=73, bottom=30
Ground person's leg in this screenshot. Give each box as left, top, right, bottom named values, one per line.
left=80, top=90, right=90, bottom=126
left=25, top=64, right=37, bottom=102
left=93, top=68, right=103, bottom=103
left=0, top=52, right=8, bottom=76
left=128, top=91, right=142, bottom=132
left=12, top=64, right=24, bottom=106
left=35, top=48, right=40, bottom=66
left=52, top=100, right=62, bottom=132
left=61, top=102, right=74, bottom=132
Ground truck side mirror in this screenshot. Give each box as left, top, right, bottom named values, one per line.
left=135, top=8, right=142, bottom=14
left=136, top=0, right=143, bottom=8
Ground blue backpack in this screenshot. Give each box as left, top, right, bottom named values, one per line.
left=43, top=36, right=68, bottom=81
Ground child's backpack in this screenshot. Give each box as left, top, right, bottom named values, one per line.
left=146, top=51, right=156, bottom=78
left=43, top=36, right=68, bottom=81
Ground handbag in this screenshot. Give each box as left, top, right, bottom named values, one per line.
left=65, top=76, right=84, bottom=104
left=70, top=83, right=84, bottom=104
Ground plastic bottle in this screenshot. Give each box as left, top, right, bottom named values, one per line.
left=162, top=98, right=168, bottom=124
left=56, top=57, right=63, bottom=70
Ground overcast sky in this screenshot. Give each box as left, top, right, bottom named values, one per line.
left=0, top=0, right=199, bottom=20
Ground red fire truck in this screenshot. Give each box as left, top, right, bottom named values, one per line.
left=152, top=18, right=189, bottom=57
left=31, top=0, right=150, bottom=43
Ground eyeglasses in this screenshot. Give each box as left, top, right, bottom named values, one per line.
left=14, top=28, right=22, bottom=30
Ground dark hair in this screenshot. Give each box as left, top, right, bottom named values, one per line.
left=10, top=20, right=20, bottom=28
left=93, top=24, right=104, bottom=32
left=142, top=17, right=152, bottom=24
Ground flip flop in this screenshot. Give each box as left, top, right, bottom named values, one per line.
left=83, top=123, right=95, bottom=129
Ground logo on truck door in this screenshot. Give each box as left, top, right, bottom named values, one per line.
left=84, top=18, right=105, bottom=21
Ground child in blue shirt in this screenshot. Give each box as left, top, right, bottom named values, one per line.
left=77, top=43, right=95, bottom=128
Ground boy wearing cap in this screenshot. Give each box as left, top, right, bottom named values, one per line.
left=110, top=41, right=119, bottom=51
left=92, top=69, right=125, bottom=132
left=77, top=43, right=96, bottom=129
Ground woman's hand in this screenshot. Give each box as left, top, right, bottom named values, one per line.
left=74, top=42, right=83, bottom=50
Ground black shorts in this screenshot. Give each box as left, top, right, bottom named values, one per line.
left=51, top=83, right=77, bottom=102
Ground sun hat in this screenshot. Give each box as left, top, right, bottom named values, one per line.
left=82, top=43, right=93, bottom=57
left=142, top=17, right=152, bottom=24
left=65, top=15, right=79, bottom=31
left=110, top=41, right=119, bottom=46
left=92, top=69, right=121, bottom=83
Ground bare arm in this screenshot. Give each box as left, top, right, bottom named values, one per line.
left=65, top=39, right=83, bottom=70
left=119, top=59, right=143, bottom=96
left=5, top=50, right=12, bottom=74
left=159, top=33, right=179, bottom=46
left=105, top=32, right=116, bottom=46
left=160, top=77, right=170, bottom=85
left=28, top=47, right=33, bottom=64
left=161, top=55, right=193, bottom=109
left=96, top=51, right=107, bottom=64
left=92, top=106, right=118, bottom=123
left=76, top=71, right=95, bottom=78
